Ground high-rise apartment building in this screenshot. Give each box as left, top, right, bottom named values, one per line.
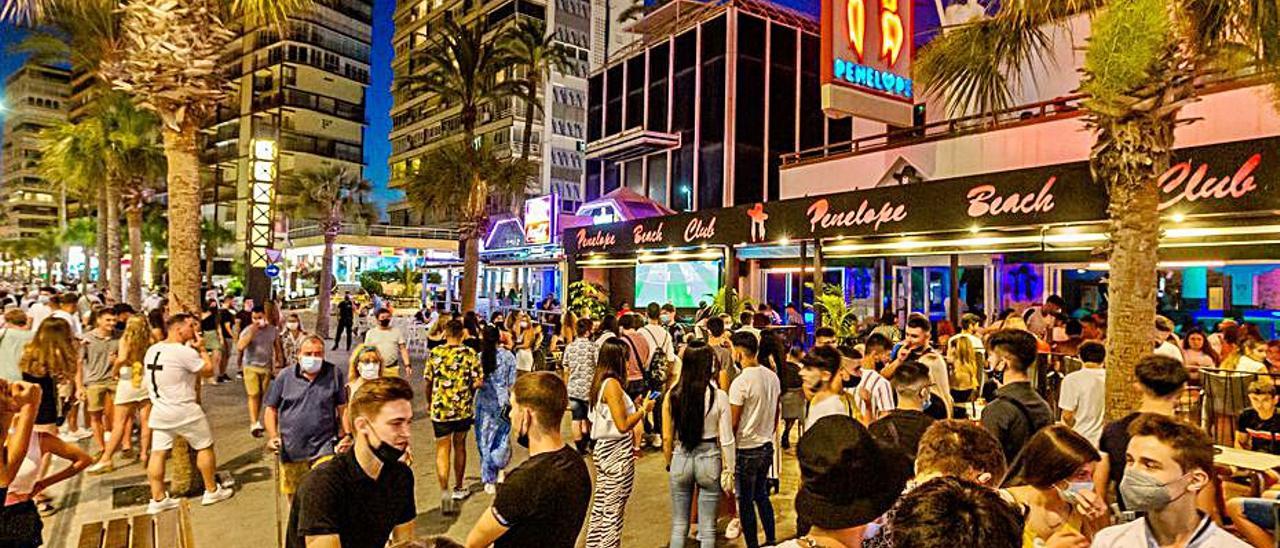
left=386, top=0, right=593, bottom=226
left=202, top=0, right=372, bottom=292
left=0, top=62, right=71, bottom=239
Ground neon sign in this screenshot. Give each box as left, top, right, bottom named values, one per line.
left=822, top=0, right=915, bottom=125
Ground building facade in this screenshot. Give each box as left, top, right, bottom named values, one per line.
left=386, top=0, right=593, bottom=226
left=0, top=62, right=71, bottom=239
left=202, top=0, right=372, bottom=291
left=583, top=0, right=850, bottom=213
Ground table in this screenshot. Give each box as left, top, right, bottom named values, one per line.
left=1214, top=445, right=1280, bottom=471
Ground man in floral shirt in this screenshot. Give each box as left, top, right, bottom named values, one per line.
left=425, top=319, right=484, bottom=515
left=561, top=317, right=598, bottom=454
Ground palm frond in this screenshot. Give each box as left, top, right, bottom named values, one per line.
left=402, top=141, right=534, bottom=236
left=277, top=165, right=378, bottom=233
left=916, top=0, right=1104, bottom=117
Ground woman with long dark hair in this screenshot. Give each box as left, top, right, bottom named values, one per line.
left=1181, top=328, right=1219, bottom=383
left=475, top=325, right=517, bottom=494
left=662, top=342, right=735, bottom=548
left=1002, top=425, right=1108, bottom=546
left=586, top=338, right=655, bottom=548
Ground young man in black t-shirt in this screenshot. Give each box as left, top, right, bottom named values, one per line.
left=286, top=377, right=416, bottom=548
left=466, top=372, right=591, bottom=548
left=334, top=292, right=356, bottom=351
left=1237, top=379, right=1280, bottom=454
left=869, top=361, right=936, bottom=461
left=1093, top=355, right=1187, bottom=511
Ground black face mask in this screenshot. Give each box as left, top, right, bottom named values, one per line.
left=503, top=405, right=530, bottom=448
left=366, top=428, right=405, bottom=464
left=115, top=321, right=126, bottom=332
left=379, top=319, right=391, bottom=328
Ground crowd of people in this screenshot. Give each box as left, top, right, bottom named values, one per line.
left=6, top=280, right=1280, bottom=547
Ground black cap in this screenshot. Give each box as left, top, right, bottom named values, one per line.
left=795, top=415, right=912, bottom=530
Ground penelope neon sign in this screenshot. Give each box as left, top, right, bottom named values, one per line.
left=822, top=0, right=915, bottom=124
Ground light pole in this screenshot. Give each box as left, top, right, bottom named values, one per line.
left=245, top=137, right=277, bottom=303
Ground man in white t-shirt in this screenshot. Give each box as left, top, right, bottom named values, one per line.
left=1152, top=316, right=1185, bottom=365
left=802, top=346, right=853, bottom=430
left=143, top=313, right=234, bottom=514
left=25, top=286, right=55, bottom=331
left=364, top=308, right=411, bottom=377
left=50, top=293, right=83, bottom=339
left=728, top=331, right=781, bottom=548
left=857, top=333, right=896, bottom=422
left=1059, top=341, right=1107, bottom=446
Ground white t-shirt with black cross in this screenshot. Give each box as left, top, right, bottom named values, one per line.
left=144, top=342, right=207, bottom=429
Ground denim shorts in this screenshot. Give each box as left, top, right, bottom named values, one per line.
left=1241, top=498, right=1279, bottom=530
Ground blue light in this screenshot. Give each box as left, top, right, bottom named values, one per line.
left=832, top=59, right=914, bottom=99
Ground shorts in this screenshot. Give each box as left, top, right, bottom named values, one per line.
left=151, top=416, right=214, bottom=452
left=569, top=398, right=589, bottom=421
left=1240, top=498, right=1279, bottom=530
left=781, top=389, right=805, bottom=420
left=85, top=383, right=116, bottom=413
left=243, top=365, right=271, bottom=397
left=432, top=418, right=474, bottom=438
left=203, top=330, right=223, bottom=352
left=279, top=455, right=334, bottom=496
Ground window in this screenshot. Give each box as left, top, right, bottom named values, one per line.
left=647, top=43, right=669, bottom=132
left=698, top=16, right=727, bottom=210
left=625, top=56, right=644, bottom=130
left=768, top=24, right=798, bottom=202
left=733, top=14, right=766, bottom=205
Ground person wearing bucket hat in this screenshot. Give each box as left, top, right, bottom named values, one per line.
left=777, top=415, right=911, bottom=548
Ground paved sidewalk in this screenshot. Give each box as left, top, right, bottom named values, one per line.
left=47, top=343, right=800, bottom=547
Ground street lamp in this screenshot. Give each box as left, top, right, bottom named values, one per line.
left=246, top=138, right=277, bottom=301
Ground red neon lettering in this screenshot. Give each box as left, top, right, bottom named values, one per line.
left=880, top=0, right=904, bottom=67
left=807, top=198, right=907, bottom=233
left=966, top=177, right=1058, bottom=218
left=1158, top=154, right=1260, bottom=210
left=633, top=223, right=664, bottom=244
left=847, top=0, right=865, bottom=61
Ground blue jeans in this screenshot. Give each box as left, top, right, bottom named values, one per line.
left=669, top=442, right=722, bottom=548
left=735, top=443, right=776, bottom=548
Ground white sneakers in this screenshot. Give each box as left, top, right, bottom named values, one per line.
left=58, top=429, right=93, bottom=443
left=250, top=422, right=265, bottom=438
left=483, top=483, right=496, bottom=495
left=201, top=484, right=234, bottom=506
left=451, top=488, right=469, bottom=501
left=147, top=496, right=180, bottom=515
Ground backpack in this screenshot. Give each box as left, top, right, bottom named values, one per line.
left=639, top=327, right=672, bottom=392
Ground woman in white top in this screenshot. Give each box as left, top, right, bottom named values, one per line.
left=2, top=380, right=90, bottom=545
left=662, top=342, right=735, bottom=548
left=586, top=337, right=655, bottom=548
left=0, top=379, right=42, bottom=545
left=88, top=317, right=153, bottom=473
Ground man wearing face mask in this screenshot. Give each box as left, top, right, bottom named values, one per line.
left=466, top=372, right=591, bottom=548
left=801, top=346, right=855, bottom=430
left=365, top=308, right=411, bottom=377
left=24, top=287, right=55, bottom=332
left=286, top=377, right=416, bottom=548
left=237, top=305, right=283, bottom=438
left=265, top=336, right=349, bottom=505
left=1093, top=414, right=1249, bottom=547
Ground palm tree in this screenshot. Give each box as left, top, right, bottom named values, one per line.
left=403, top=141, right=534, bottom=313
left=277, top=166, right=376, bottom=338
left=500, top=19, right=574, bottom=163
left=200, top=219, right=234, bottom=292
left=4, top=0, right=305, bottom=317
left=400, top=15, right=520, bottom=312
left=916, top=0, right=1280, bottom=417
left=38, top=117, right=108, bottom=288
left=99, top=92, right=165, bottom=307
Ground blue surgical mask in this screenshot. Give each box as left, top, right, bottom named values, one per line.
left=299, top=356, right=323, bottom=374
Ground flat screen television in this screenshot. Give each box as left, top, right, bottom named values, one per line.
left=634, top=261, right=722, bottom=309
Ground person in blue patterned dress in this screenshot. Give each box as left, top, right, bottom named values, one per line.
left=476, top=324, right=518, bottom=494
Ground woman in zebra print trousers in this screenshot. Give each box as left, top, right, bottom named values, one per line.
left=586, top=338, right=656, bottom=548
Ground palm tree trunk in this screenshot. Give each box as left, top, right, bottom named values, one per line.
left=126, top=204, right=144, bottom=308
left=1098, top=117, right=1173, bottom=420
left=520, top=85, right=536, bottom=162
left=96, top=186, right=110, bottom=291
left=106, top=183, right=124, bottom=304
left=205, top=241, right=216, bottom=291
left=461, top=234, right=480, bottom=313
left=161, top=120, right=203, bottom=496
left=316, top=231, right=336, bottom=338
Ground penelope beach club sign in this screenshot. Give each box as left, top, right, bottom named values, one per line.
left=564, top=137, right=1280, bottom=257
left=821, top=0, right=915, bottom=125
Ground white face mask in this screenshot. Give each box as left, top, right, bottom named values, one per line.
left=520, top=321, right=529, bottom=329
left=299, top=355, right=323, bottom=374
left=286, top=322, right=300, bottom=331
left=358, top=361, right=381, bottom=380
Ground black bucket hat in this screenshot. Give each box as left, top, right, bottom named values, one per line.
left=794, top=415, right=912, bottom=530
